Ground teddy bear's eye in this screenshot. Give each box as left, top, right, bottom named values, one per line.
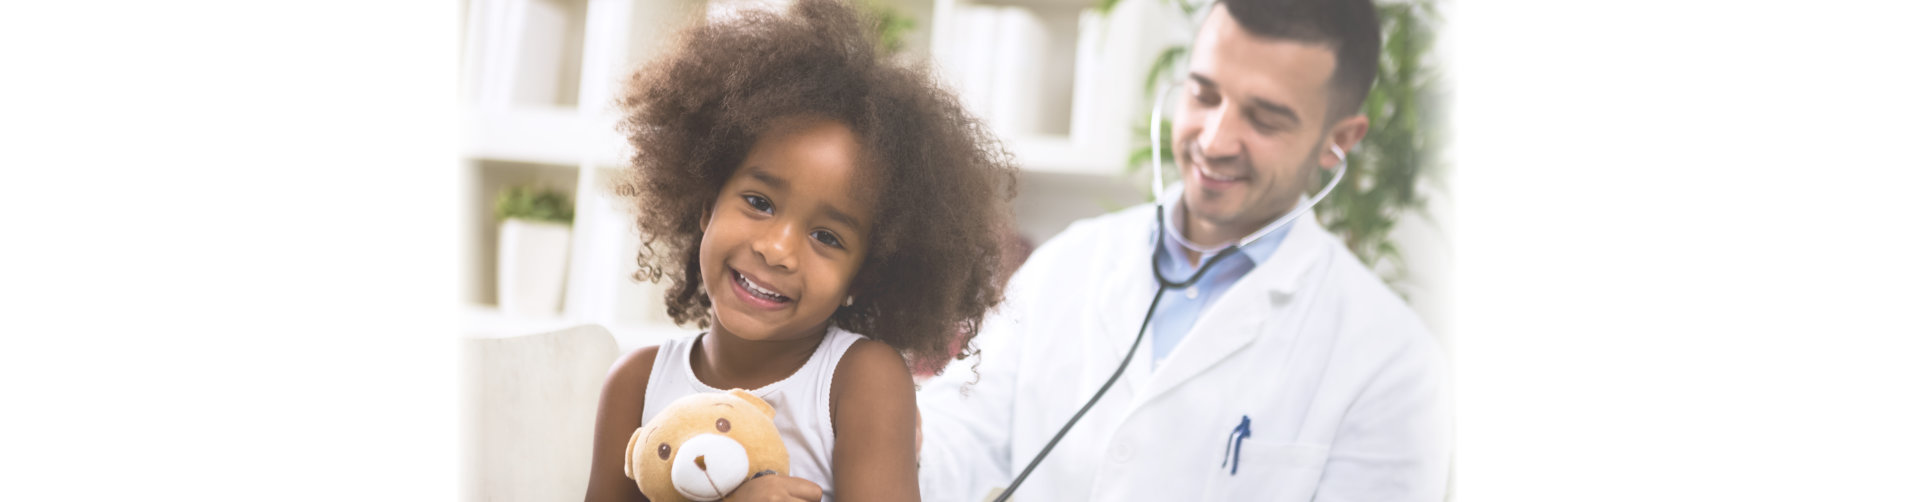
left=656, top=443, right=670, bottom=460
left=716, top=418, right=731, bottom=433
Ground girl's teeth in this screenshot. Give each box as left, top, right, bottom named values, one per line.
left=737, top=272, right=787, bottom=301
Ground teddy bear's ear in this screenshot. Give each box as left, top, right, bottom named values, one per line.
left=624, top=425, right=647, bottom=481
left=727, top=388, right=777, bottom=419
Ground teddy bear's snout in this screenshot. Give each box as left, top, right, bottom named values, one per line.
left=670, top=433, right=750, bottom=501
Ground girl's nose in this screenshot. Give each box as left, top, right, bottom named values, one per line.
left=753, top=223, right=800, bottom=271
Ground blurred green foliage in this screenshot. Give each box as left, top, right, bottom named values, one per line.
left=859, top=0, right=917, bottom=55
left=495, top=186, right=574, bottom=225
left=1124, top=0, right=1446, bottom=288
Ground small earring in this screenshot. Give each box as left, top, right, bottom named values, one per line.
left=842, top=295, right=854, bottom=307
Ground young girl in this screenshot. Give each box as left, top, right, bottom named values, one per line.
left=584, top=0, right=1016, bottom=500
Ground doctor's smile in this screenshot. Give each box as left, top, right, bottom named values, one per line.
left=579, top=0, right=1451, bottom=500
left=914, top=1, right=1451, bottom=500
left=1189, top=143, right=1252, bottom=188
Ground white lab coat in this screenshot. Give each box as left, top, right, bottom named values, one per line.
left=917, top=204, right=1451, bottom=501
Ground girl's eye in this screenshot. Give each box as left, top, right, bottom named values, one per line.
left=743, top=194, right=773, bottom=213
left=811, top=230, right=843, bottom=249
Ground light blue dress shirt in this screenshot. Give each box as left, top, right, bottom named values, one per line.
left=1149, top=200, right=1292, bottom=369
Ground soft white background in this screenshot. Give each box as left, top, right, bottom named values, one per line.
left=3, top=0, right=1916, bottom=499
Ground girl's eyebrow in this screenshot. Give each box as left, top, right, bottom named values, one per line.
left=745, top=165, right=862, bottom=231
left=820, top=203, right=863, bottom=232
left=743, top=166, right=788, bottom=191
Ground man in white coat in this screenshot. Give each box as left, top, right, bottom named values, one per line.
left=915, top=0, right=1449, bottom=500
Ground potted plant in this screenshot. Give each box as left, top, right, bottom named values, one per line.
left=495, top=185, right=574, bottom=316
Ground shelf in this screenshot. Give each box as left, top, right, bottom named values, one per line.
left=1005, top=134, right=1127, bottom=177
left=463, top=0, right=589, bottom=108
left=464, top=160, right=580, bottom=308
left=463, top=304, right=698, bottom=354
left=928, top=0, right=1178, bottom=179
left=455, top=0, right=1183, bottom=346
left=967, top=0, right=1100, bottom=8
left=461, top=106, right=1129, bottom=178
left=459, top=105, right=627, bottom=167
left=463, top=304, right=583, bottom=339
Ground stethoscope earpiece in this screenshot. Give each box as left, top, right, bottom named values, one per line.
left=999, top=85, right=1355, bottom=502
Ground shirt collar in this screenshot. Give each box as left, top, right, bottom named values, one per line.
left=1158, top=183, right=1297, bottom=267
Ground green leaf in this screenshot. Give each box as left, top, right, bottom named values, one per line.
left=1144, top=46, right=1188, bottom=98
left=1111, top=0, right=1448, bottom=294
left=496, top=185, right=574, bottom=225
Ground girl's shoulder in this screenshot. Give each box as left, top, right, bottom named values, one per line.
left=828, top=335, right=915, bottom=421
left=607, top=331, right=703, bottom=396
left=605, top=344, right=664, bottom=402
left=833, top=337, right=906, bottom=378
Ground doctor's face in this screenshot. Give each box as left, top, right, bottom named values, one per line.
left=1173, top=6, right=1347, bottom=245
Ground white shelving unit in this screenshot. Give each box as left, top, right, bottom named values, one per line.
left=458, top=0, right=1176, bottom=350
left=931, top=0, right=1186, bottom=175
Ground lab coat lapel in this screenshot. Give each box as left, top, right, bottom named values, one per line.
left=1091, top=215, right=1162, bottom=395
left=1132, top=212, right=1333, bottom=408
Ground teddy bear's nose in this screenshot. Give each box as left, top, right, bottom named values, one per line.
left=671, top=433, right=749, bottom=501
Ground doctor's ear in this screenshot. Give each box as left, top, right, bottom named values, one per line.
left=1321, top=114, right=1369, bottom=169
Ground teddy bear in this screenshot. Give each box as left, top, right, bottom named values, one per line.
left=625, top=389, right=790, bottom=502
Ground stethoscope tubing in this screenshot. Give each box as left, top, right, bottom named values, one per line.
left=992, top=84, right=1349, bottom=502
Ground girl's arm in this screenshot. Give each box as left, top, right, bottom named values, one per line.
left=829, top=339, right=922, bottom=502
left=585, top=346, right=658, bottom=502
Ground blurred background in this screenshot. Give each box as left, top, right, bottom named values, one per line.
left=456, top=0, right=1447, bottom=499
left=9, top=0, right=1918, bottom=500
left=456, top=0, right=1449, bottom=353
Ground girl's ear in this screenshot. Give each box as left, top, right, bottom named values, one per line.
left=698, top=202, right=713, bottom=233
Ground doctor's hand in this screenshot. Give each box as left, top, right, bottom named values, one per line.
left=724, top=473, right=822, bottom=502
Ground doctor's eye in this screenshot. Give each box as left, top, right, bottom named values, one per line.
left=656, top=443, right=671, bottom=460
left=743, top=194, right=773, bottom=213
left=1190, top=86, right=1221, bottom=107
left=716, top=417, right=731, bottom=433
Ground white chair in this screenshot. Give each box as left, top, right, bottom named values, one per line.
left=463, top=324, right=620, bottom=501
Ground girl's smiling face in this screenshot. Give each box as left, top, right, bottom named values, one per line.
left=699, top=116, right=874, bottom=342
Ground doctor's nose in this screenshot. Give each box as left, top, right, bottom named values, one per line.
left=1196, top=106, right=1248, bottom=161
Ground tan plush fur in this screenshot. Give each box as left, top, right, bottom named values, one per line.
left=625, top=389, right=790, bottom=502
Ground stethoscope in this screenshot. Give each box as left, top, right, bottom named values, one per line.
left=991, top=84, right=1350, bottom=501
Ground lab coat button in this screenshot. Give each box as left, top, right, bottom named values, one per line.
left=1184, top=287, right=1199, bottom=299
left=1111, top=443, right=1133, bottom=462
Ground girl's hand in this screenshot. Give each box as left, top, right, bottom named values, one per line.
left=724, top=473, right=822, bottom=502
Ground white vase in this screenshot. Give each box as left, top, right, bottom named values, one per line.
left=498, top=219, right=572, bottom=317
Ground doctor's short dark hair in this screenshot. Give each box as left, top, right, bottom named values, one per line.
left=614, top=0, right=1018, bottom=375
left=1217, top=0, right=1381, bottom=122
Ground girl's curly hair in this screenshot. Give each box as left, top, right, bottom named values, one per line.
left=616, top=0, right=1017, bottom=374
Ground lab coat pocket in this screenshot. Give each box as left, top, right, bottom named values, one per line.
left=1200, top=440, right=1328, bottom=502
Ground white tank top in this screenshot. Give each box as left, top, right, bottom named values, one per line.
left=642, top=326, right=867, bottom=501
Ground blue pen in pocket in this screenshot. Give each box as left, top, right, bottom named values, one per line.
left=1221, top=415, right=1252, bottom=475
